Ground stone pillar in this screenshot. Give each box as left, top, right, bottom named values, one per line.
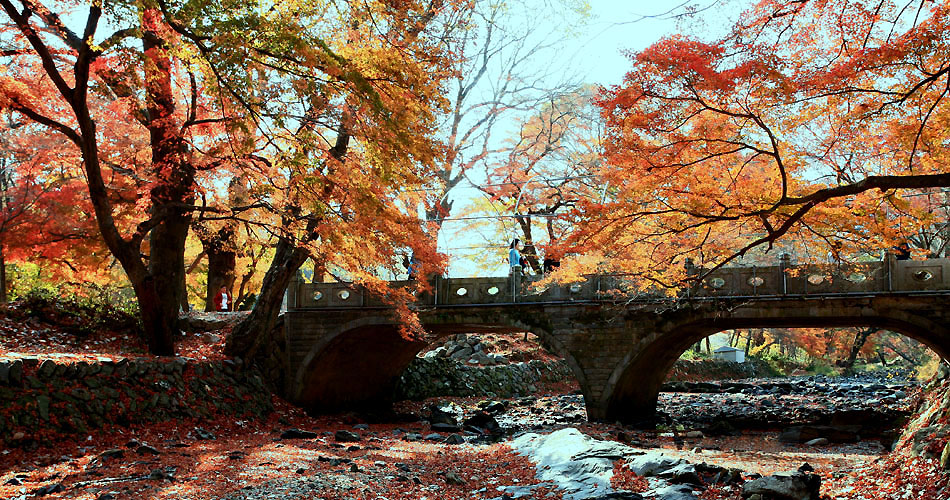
left=510, top=266, right=522, bottom=301
left=779, top=253, right=791, bottom=295
left=285, top=270, right=303, bottom=311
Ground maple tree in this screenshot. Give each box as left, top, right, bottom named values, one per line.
left=569, top=0, right=950, bottom=289
left=473, top=88, right=603, bottom=273
left=0, top=106, right=118, bottom=301
left=0, top=0, right=467, bottom=357
left=0, top=1, right=228, bottom=354
left=222, top=0, right=469, bottom=364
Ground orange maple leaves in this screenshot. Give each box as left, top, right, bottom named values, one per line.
left=565, top=0, right=950, bottom=290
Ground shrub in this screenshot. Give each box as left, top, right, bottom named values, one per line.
left=7, top=285, right=140, bottom=336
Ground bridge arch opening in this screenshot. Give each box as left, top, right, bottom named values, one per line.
left=394, top=332, right=583, bottom=399
left=291, top=314, right=592, bottom=416
left=603, top=309, right=950, bottom=425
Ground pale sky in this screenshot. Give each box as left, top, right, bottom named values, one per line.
left=568, top=0, right=741, bottom=87
left=440, top=0, right=743, bottom=277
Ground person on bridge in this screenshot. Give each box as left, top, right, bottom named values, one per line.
left=404, top=253, right=420, bottom=280
left=509, top=239, right=523, bottom=275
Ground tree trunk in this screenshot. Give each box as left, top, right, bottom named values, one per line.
left=744, top=330, right=753, bottom=356
left=140, top=8, right=194, bottom=348
left=0, top=238, right=6, bottom=304
left=201, top=226, right=237, bottom=311
left=882, top=340, right=919, bottom=365
left=705, top=336, right=711, bottom=355
left=226, top=237, right=309, bottom=363
left=843, top=328, right=874, bottom=373
left=205, top=247, right=236, bottom=311
left=133, top=274, right=175, bottom=355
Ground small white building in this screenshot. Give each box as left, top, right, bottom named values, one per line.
left=713, top=346, right=746, bottom=363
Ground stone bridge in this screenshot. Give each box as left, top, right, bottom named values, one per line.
left=283, top=256, right=950, bottom=424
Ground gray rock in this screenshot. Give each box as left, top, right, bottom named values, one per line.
left=650, top=484, right=697, bottom=500
left=742, top=471, right=820, bottom=500
left=280, top=428, right=318, bottom=439
left=137, top=444, right=161, bottom=455
left=443, top=434, right=465, bottom=445
left=804, top=438, right=829, bottom=446
left=444, top=470, right=465, bottom=485
left=626, top=452, right=684, bottom=477
left=191, top=427, right=215, bottom=440
left=658, top=463, right=702, bottom=485
left=509, top=428, right=637, bottom=500
left=432, top=422, right=460, bottom=432
left=428, top=405, right=459, bottom=427
left=334, top=430, right=361, bottom=442
left=8, top=360, right=22, bottom=385
left=98, top=449, right=125, bottom=461
left=36, top=395, right=50, bottom=421
left=34, top=483, right=65, bottom=496
left=453, top=347, right=474, bottom=359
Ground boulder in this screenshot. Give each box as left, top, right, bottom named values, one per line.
left=463, top=411, right=500, bottom=434
left=428, top=405, right=459, bottom=427
left=280, top=428, right=318, bottom=439
left=742, top=471, right=820, bottom=500
left=778, top=425, right=860, bottom=444
left=650, top=484, right=697, bottom=500
left=509, top=428, right=636, bottom=500
left=334, top=430, right=361, bottom=442
left=626, top=452, right=684, bottom=477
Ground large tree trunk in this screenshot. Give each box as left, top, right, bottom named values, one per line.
left=132, top=275, right=174, bottom=355
left=226, top=237, right=308, bottom=363
left=227, top=122, right=350, bottom=366
left=149, top=216, right=191, bottom=338
left=141, top=8, right=194, bottom=348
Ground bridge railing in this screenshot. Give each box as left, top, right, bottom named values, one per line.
left=287, top=256, right=950, bottom=309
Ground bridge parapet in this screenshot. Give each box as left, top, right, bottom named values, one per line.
left=288, top=256, right=950, bottom=310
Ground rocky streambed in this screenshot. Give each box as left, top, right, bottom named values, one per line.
left=1, top=367, right=942, bottom=500
left=486, top=372, right=918, bottom=443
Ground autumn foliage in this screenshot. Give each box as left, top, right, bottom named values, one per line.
left=567, top=0, right=950, bottom=289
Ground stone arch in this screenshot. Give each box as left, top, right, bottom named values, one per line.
left=600, top=302, right=950, bottom=425
left=290, top=309, right=594, bottom=415
left=292, top=315, right=425, bottom=412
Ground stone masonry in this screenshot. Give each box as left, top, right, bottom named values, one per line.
left=285, top=257, right=950, bottom=424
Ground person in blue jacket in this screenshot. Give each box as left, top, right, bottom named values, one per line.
left=509, top=239, right=523, bottom=275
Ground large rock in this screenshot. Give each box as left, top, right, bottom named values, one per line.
left=742, top=471, right=820, bottom=500
left=509, top=428, right=637, bottom=500
left=778, top=425, right=860, bottom=444
left=625, top=452, right=684, bottom=477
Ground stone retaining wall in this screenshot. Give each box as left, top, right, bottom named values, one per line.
left=665, top=357, right=774, bottom=382
left=394, top=357, right=574, bottom=400
left=0, top=357, right=272, bottom=446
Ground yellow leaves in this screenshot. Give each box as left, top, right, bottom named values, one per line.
left=0, top=75, right=40, bottom=111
